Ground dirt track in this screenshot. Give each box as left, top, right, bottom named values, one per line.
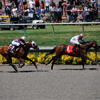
left=0, top=63, right=100, bottom=100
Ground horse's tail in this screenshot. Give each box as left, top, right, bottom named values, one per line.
left=46, top=46, right=57, bottom=56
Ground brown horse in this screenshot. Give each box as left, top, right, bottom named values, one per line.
left=45, top=40, right=99, bottom=70
left=0, top=40, right=39, bottom=72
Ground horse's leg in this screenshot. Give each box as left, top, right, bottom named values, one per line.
left=18, top=58, right=25, bottom=68
left=51, top=53, right=62, bottom=70
left=45, top=56, right=55, bottom=65
left=83, top=55, right=97, bottom=65
left=6, top=56, right=18, bottom=72
left=82, top=58, right=85, bottom=69
left=24, top=57, right=38, bottom=69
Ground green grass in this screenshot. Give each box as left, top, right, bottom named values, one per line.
left=0, top=25, right=100, bottom=46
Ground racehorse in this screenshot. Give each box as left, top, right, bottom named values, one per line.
left=0, top=40, right=39, bottom=72
left=45, top=40, right=99, bottom=70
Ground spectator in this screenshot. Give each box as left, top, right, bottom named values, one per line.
left=87, top=0, right=91, bottom=8
left=59, top=0, right=63, bottom=16
left=68, top=0, right=75, bottom=8
left=19, top=6, right=24, bottom=18
left=19, top=0, right=23, bottom=9
left=77, top=5, right=84, bottom=21
left=35, top=7, right=41, bottom=19
left=35, top=0, right=40, bottom=9
left=49, top=3, right=55, bottom=21
left=90, top=0, right=95, bottom=7
left=8, top=0, right=12, bottom=11
left=11, top=5, right=18, bottom=17
left=90, top=3, right=95, bottom=21
left=94, top=3, right=99, bottom=21
left=66, top=1, right=70, bottom=6
left=12, top=0, right=16, bottom=9
left=40, top=1, right=45, bottom=18
left=3, top=0, right=5, bottom=6
left=94, top=0, right=98, bottom=7
left=23, top=0, right=27, bottom=9
left=71, top=5, right=77, bottom=22
left=75, top=0, right=81, bottom=6
left=62, top=0, right=67, bottom=16
left=23, top=4, right=29, bottom=16
left=66, top=4, right=72, bottom=22
left=5, top=1, right=11, bottom=17
left=29, top=0, right=35, bottom=12
left=50, top=0, right=55, bottom=7
left=0, top=0, right=2, bottom=9
left=45, top=0, right=50, bottom=13
left=55, top=3, right=62, bottom=23
left=40, top=1, right=45, bottom=13
left=84, top=5, right=91, bottom=22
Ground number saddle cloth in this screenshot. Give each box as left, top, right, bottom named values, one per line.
left=8, top=44, right=19, bottom=54
left=66, top=45, right=78, bottom=55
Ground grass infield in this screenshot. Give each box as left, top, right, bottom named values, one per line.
left=0, top=25, right=100, bottom=46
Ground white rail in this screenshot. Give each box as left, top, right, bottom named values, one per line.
left=0, top=22, right=100, bottom=36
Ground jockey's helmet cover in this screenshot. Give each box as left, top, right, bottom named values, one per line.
left=21, top=36, right=26, bottom=41
left=79, top=34, right=83, bottom=38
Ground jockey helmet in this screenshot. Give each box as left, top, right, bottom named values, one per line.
left=21, top=36, right=26, bottom=41
left=79, top=34, right=83, bottom=38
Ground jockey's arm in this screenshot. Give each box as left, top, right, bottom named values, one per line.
left=21, top=39, right=25, bottom=43
left=82, top=39, right=86, bottom=42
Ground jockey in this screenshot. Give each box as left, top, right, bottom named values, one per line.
left=70, top=33, right=86, bottom=55
left=11, top=36, right=26, bottom=55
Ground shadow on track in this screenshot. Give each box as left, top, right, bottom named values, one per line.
left=6, top=70, right=49, bottom=73
left=59, top=68, right=99, bottom=70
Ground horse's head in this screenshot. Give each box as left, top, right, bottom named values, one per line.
left=30, top=40, right=39, bottom=50
left=92, top=40, right=99, bottom=51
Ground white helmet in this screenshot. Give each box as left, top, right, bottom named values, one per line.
left=21, top=36, right=26, bottom=41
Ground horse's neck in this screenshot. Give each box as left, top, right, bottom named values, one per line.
left=24, top=43, right=31, bottom=51
left=82, top=42, right=93, bottom=50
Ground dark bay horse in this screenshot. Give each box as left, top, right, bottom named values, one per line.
left=0, top=40, right=39, bottom=72
left=45, top=40, right=99, bottom=70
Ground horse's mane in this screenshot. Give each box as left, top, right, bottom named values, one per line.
left=80, top=40, right=97, bottom=44
left=80, top=41, right=90, bottom=44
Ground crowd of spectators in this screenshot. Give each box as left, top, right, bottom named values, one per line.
left=0, top=0, right=100, bottom=23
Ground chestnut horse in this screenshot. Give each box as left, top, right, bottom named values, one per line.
left=0, top=40, right=39, bottom=72
left=45, top=40, right=99, bottom=70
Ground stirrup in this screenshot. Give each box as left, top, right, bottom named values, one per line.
left=72, top=46, right=76, bottom=52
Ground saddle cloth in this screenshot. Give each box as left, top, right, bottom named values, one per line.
left=8, top=44, right=19, bottom=54
left=66, top=45, right=77, bottom=55
left=8, top=44, right=15, bottom=54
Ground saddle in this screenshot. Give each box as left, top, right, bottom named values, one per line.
left=66, top=45, right=78, bottom=55
left=8, top=44, right=19, bottom=55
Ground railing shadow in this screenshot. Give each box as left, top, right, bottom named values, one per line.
left=59, top=68, right=98, bottom=70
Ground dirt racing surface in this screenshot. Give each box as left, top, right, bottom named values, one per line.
left=0, top=63, right=100, bottom=100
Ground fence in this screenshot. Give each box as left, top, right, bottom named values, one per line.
left=0, top=22, right=100, bottom=37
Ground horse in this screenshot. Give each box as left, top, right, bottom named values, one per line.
left=45, top=40, right=99, bottom=70
left=0, top=40, right=39, bottom=72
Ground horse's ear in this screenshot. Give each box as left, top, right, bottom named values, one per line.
left=29, top=40, right=32, bottom=42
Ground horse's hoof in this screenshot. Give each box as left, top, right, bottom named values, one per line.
left=36, top=67, right=38, bottom=70
left=18, top=66, right=21, bottom=68
left=97, top=63, right=100, bottom=65
left=16, top=70, right=18, bottom=72
left=51, top=68, right=53, bottom=70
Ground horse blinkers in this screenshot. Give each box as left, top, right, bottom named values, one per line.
left=32, top=43, right=39, bottom=50
left=93, top=44, right=98, bottom=51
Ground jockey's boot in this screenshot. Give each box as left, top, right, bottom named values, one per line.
left=72, top=45, right=77, bottom=56
left=13, top=46, right=18, bottom=56
left=13, top=47, right=16, bottom=56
